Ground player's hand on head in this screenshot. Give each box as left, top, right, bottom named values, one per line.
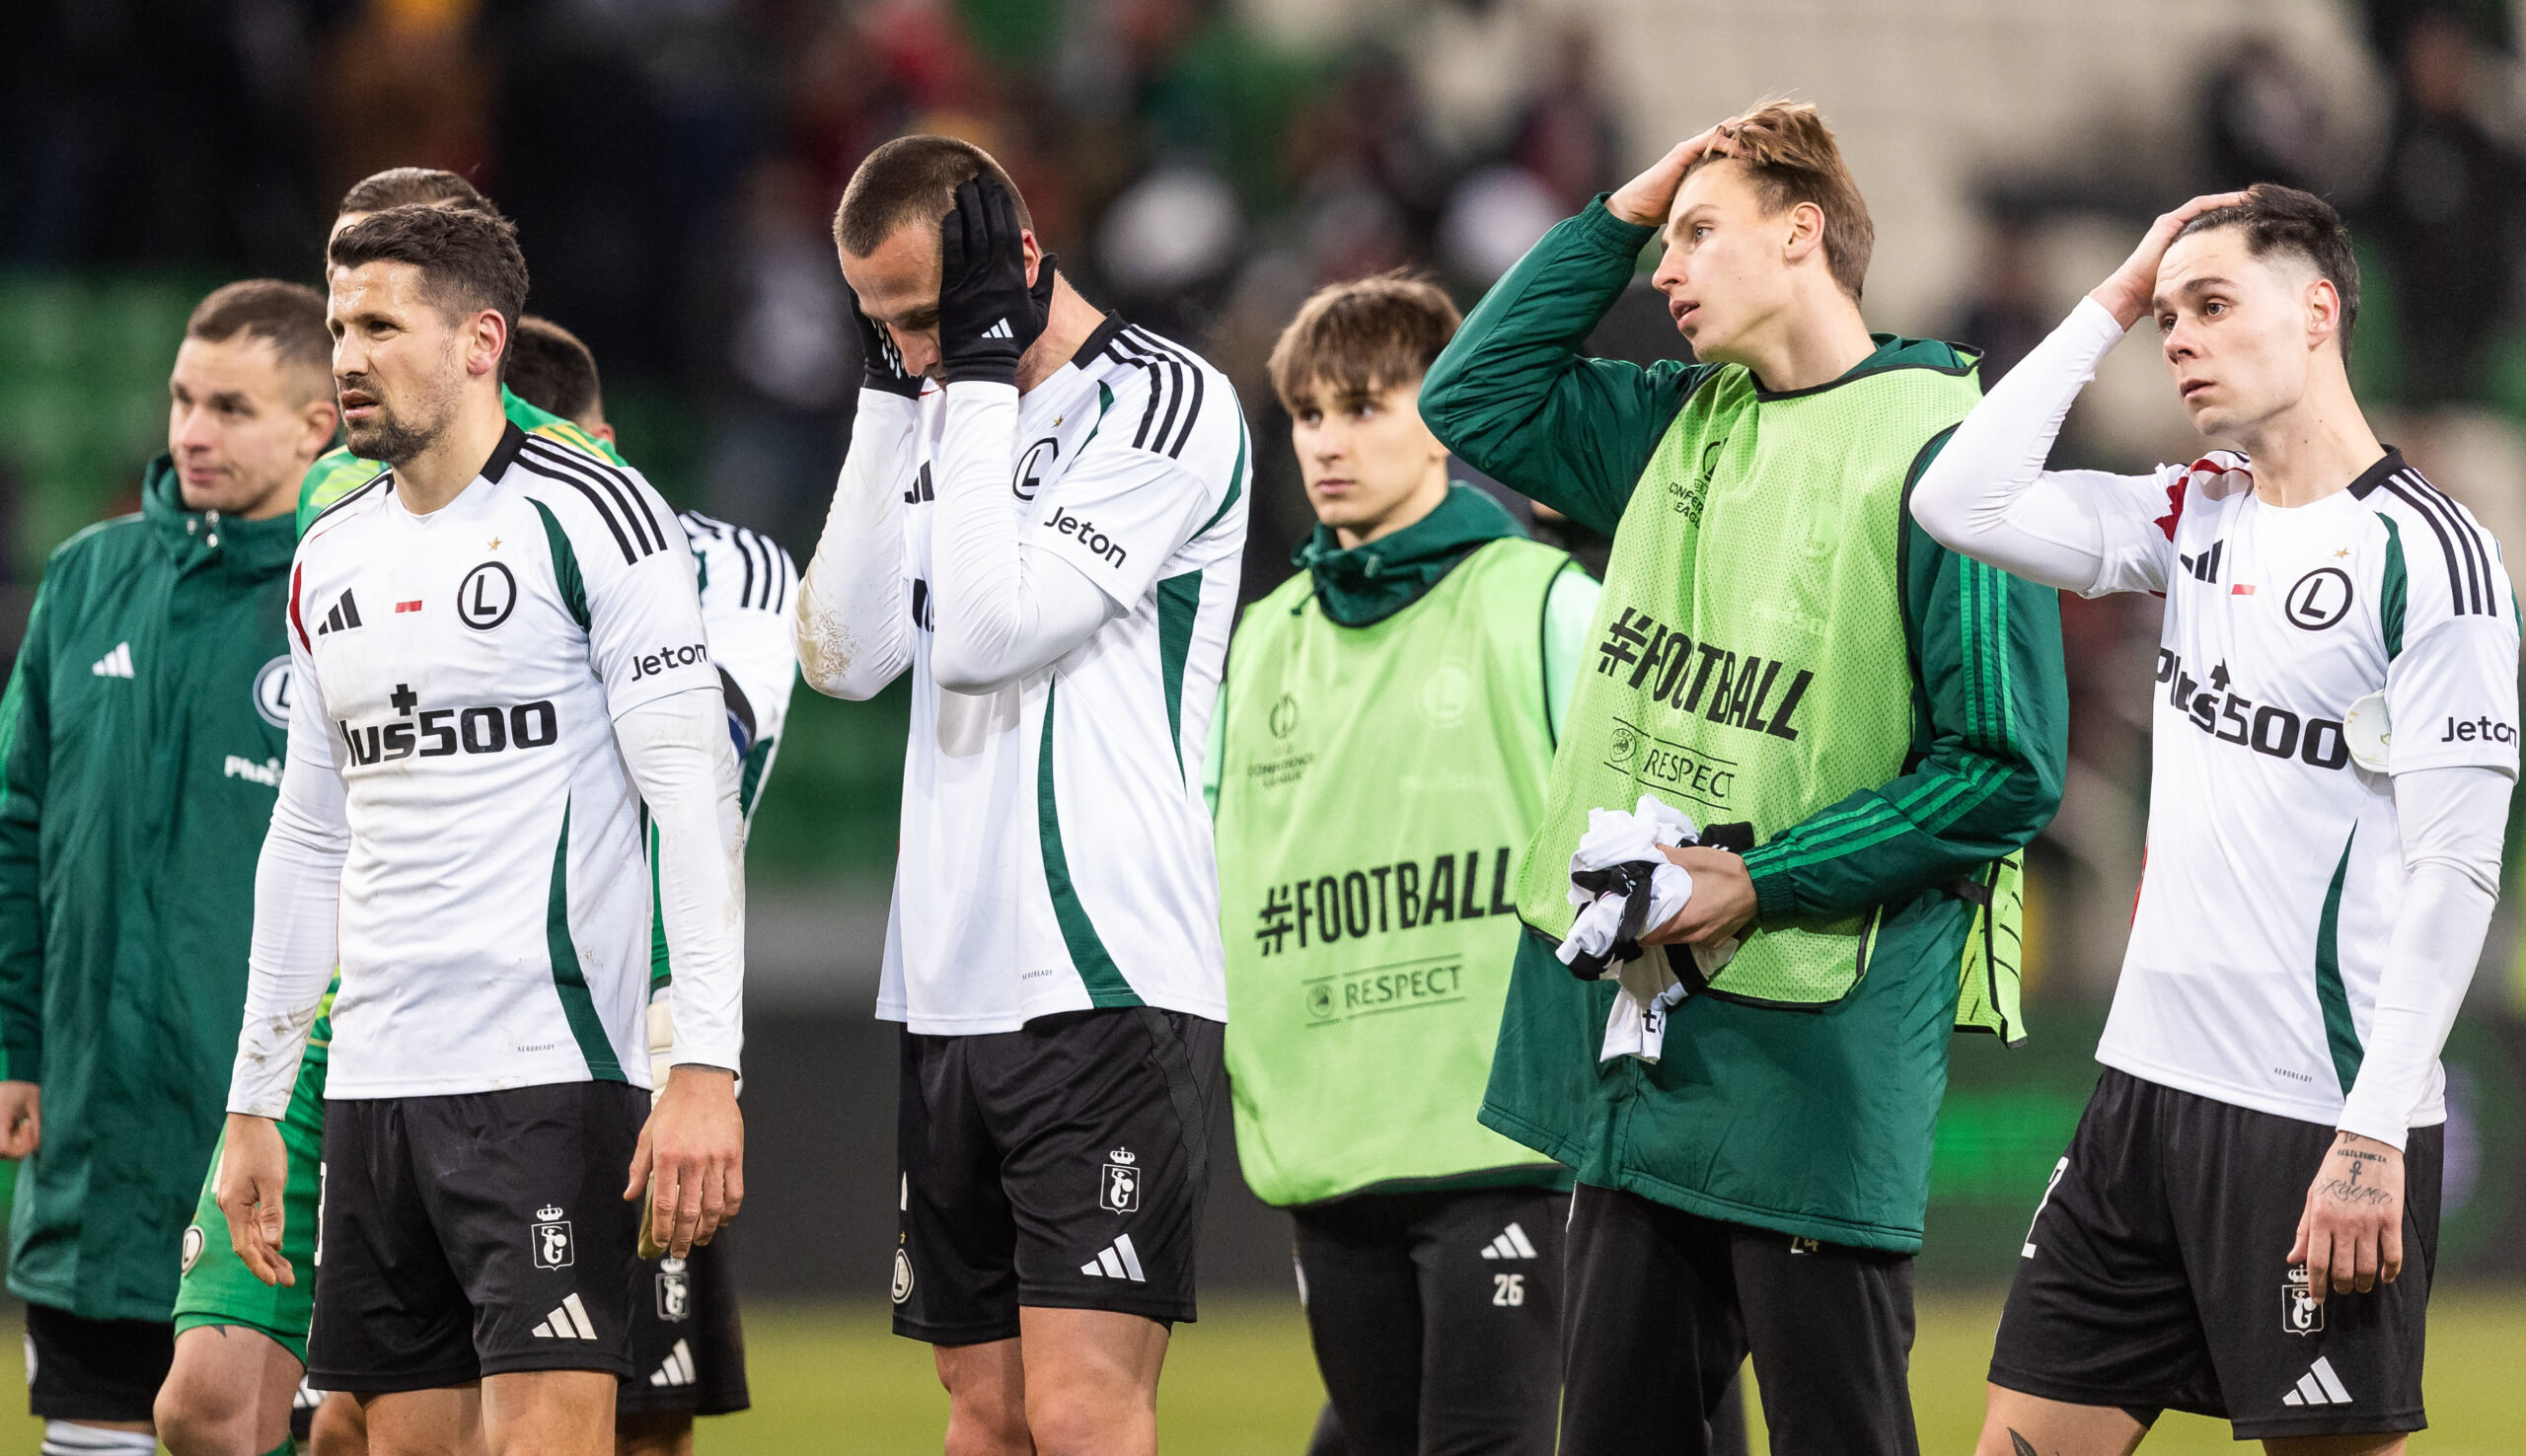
left=1607, top=118, right=1741, bottom=227
left=851, top=287, right=924, bottom=400
left=627, top=1064, right=745, bottom=1259
left=0, top=1080, right=39, bottom=1159
left=936, top=176, right=1039, bottom=386
left=213, top=1113, right=295, bottom=1288
left=2287, top=1130, right=2405, bottom=1302
left=2089, top=190, right=2251, bottom=331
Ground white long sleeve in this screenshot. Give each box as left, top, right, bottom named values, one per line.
left=796, top=389, right=922, bottom=699
left=1911, top=297, right=2171, bottom=595
left=227, top=646, right=350, bottom=1120
left=927, top=381, right=1117, bottom=692
left=2336, top=764, right=2511, bottom=1148
left=617, top=686, right=747, bottom=1076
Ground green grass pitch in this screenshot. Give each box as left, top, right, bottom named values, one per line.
left=25, top=1291, right=2524, bottom=1451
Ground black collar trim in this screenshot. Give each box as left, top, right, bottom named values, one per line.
left=481, top=421, right=529, bottom=482
left=2343, top=447, right=2407, bottom=500
left=1082, top=312, right=1132, bottom=364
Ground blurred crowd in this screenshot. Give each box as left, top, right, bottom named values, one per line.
left=2, top=0, right=1629, bottom=582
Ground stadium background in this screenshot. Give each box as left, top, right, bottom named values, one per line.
left=9, top=0, right=2526, bottom=1448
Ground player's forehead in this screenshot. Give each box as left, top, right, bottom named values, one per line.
left=170, top=332, right=288, bottom=396
left=327, top=258, right=432, bottom=322
left=839, top=220, right=943, bottom=322
left=1668, top=158, right=1761, bottom=233
left=2155, top=226, right=2297, bottom=308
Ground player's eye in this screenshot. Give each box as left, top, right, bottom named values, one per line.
left=1298, top=409, right=1322, bottom=427
left=1692, top=225, right=1713, bottom=243
left=2203, top=300, right=2227, bottom=318
left=1352, top=401, right=1381, bottom=421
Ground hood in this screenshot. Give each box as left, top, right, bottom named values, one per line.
left=1295, top=482, right=1529, bottom=627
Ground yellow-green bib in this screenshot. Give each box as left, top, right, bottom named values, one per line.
left=1517, top=360, right=1986, bottom=1008
left=1219, top=539, right=1573, bottom=1204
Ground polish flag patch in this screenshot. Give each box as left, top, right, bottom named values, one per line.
left=395, top=600, right=423, bottom=613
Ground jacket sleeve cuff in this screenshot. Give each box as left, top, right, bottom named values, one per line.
left=1576, top=194, right=1660, bottom=255
left=1741, top=847, right=1799, bottom=923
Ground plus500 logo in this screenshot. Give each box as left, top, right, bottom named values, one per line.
left=339, top=701, right=558, bottom=764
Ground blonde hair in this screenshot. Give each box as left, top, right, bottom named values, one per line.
left=1685, top=100, right=1874, bottom=301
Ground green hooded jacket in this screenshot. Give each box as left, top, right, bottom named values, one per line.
left=0, top=458, right=298, bottom=1319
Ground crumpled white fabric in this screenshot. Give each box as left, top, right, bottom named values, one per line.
left=1552, top=792, right=1739, bottom=1063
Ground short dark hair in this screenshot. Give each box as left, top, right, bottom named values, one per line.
left=835, top=135, right=1032, bottom=256
left=186, top=279, right=333, bottom=386
left=1267, top=273, right=1461, bottom=413
left=328, top=205, right=531, bottom=367
left=2174, top=182, right=2360, bottom=356
left=505, top=315, right=602, bottom=425
left=338, top=167, right=496, bottom=219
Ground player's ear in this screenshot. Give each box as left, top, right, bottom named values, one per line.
left=2307, top=276, right=2341, bottom=352
left=1782, top=200, right=1825, bottom=266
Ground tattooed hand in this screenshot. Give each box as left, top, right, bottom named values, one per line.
left=2288, top=1129, right=2404, bottom=1301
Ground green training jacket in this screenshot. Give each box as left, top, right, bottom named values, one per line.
left=1419, top=197, right=2068, bottom=1253
left=0, top=459, right=298, bottom=1319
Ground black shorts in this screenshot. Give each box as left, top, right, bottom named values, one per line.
left=23, top=1303, right=173, bottom=1422
left=617, top=1232, right=749, bottom=1417
left=1990, top=1067, right=2441, bottom=1440
left=308, top=1081, right=647, bottom=1392
left=1290, top=1186, right=1569, bottom=1456
left=894, top=1007, right=1223, bottom=1344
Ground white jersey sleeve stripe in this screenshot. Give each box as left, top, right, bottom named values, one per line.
left=517, top=451, right=646, bottom=564
left=526, top=438, right=671, bottom=556
left=2378, top=470, right=2494, bottom=616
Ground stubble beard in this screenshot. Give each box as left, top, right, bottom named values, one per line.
left=342, top=364, right=458, bottom=468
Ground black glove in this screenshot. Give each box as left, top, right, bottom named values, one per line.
left=937, top=176, right=1042, bottom=386
left=851, top=287, right=923, bottom=400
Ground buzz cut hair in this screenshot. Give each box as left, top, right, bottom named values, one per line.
left=505, top=315, right=603, bottom=426
left=328, top=205, right=531, bottom=368
left=1266, top=272, right=1462, bottom=415
left=2174, top=182, right=2361, bottom=357
left=185, top=279, right=333, bottom=389
left=834, top=134, right=1032, bottom=257
left=337, top=167, right=497, bottom=219
left=1683, top=99, right=1875, bottom=302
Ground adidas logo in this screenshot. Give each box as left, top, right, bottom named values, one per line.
left=1479, top=1223, right=1540, bottom=1261
left=89, top=642, right=134, bottom=678
left=317, top=589, right=364, bottom=635
left=2280, top=1356, right=2354, bottom=1408
left=530, top=1292, right=599, bottom=1341
left=1078, top=1233, right=1147, bottom=1283
left=648, top=1338, right=698, bottom=1387
left=983, top=317, right=1014, bottom=339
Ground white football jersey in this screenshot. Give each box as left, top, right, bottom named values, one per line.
left=288, top=425, right=719, bottom=1096
left=883, top=317, right=1249, bottom=1033
left=2080, top=449, right=2519, bottom=1128
left=679, top=509, right=798, bottom=814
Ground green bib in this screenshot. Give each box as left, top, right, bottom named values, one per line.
left=1518, top=359, right=1995, bottom=1010
left=1219, top=539, right=1574, bottom=1204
